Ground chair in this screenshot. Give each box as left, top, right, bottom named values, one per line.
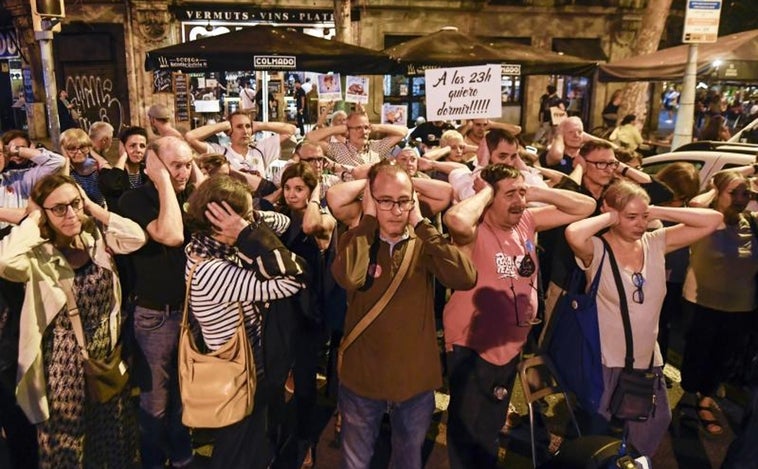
left=518, top=354, right=582, bottom=468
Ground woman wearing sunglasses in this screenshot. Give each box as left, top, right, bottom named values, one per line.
left=565, top=180, right=722, bottom=455
left=679, top=168, right=758, bottom=437
left=0, top=174, right=146, bottom=467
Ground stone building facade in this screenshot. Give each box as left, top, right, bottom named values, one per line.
left=3, top=0, right=679, bottom=139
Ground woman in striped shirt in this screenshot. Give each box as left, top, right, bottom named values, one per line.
left=184, top=175, right=305, bottom=469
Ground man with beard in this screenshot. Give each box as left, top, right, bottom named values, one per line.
left=184, top=111, right=296, bottom=179
left=442, top=163, right=595, bottom=469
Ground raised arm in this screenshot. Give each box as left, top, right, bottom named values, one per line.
left=306, top=124, right=346, bottom=143
left=565, top=211, right=616, bottom=267
left=651, top=205, right=723, bottom=252
left=302, top=182, right=336, bottom=241
left=488, top=120, right=522, bottom=135
left=369, top=123, right=408, bottom=146
left=184, top=121, right=226, bottom=154
left=528, top=185, right=597, bottom=232
left=443, top=184, right=493, bottom=248
left=143, top=152, right=184, bottom=246
left=413, top=177, right=453, bottom=215
left=325, top=179, right=366, bottom=227
left=256, top=121, right=297, bottom=143
left=545, top=132, right=565, bottom=167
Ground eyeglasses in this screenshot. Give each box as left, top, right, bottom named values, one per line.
left=65, top=145, right=90, bottom=153
left=44, top=197, right=83, bottom=217
left=632, top=272, right=645, bottom=304
left=585, top=160, right=620, bottom=170
left=347, top=125, right=371, bottom=131
left=372, top=196, right=415, bottom=212
left=301, top=157, right=326, bottom=164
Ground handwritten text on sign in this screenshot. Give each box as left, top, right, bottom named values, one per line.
left=425, top=64, right=502, bottom=121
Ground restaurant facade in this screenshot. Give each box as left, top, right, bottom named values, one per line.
left=3, top=0, right=677, bottom=139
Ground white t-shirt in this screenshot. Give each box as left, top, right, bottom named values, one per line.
left=448, top=165, right=548, bottom=203
left=208, top=133, right=281, bottom=175
left=239, top=88, right=256, bottom=111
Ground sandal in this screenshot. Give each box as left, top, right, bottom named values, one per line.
left=696, top=400, right=724, bottom=436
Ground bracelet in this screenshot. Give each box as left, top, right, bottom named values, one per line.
left=621, top=166, right=629, bottom=177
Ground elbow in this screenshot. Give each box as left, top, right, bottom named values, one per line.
left=155, top=231, right=184, bottom=247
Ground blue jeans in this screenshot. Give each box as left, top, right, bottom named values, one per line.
left=133, top=306, right=193, bottom=469
left=339, top=385, right=434, bottom=469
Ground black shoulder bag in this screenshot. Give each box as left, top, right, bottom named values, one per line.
left=601, top=238, right=658, bottom=422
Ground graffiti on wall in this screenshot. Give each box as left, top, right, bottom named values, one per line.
left=65, top=74, right=125, bottom=131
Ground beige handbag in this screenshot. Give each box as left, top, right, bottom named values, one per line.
left=178, top=261, right=256, bottom=428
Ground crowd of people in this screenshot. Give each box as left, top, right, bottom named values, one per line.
left=0, top=100, right=756, bottom=469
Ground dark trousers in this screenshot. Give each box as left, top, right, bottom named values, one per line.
left=723, top=384, right=758, bottom=468
left=0, top=368, right=37, bottom=469
left=211, top=389, right=271, bottom=469
left=293, top=318, right=325, bottom=443
left=446, top=345, right=518, bottom=469
left=680, top=302, right=755, bottom=396
left=296, top=111, right=306, bottom=136
left=657, top=282, right=683, bottom=363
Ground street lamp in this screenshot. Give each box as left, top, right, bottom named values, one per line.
left=31, top=0, right=65, bottom=148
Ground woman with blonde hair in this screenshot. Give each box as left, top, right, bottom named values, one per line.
left=59, top=128, right=107, bottom=207
left=565, top=179, right=722, bottom=455
left=0, top=174, right=146, bottom=467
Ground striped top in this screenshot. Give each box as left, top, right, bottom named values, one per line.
left=184, top=219, right=302, bottom=376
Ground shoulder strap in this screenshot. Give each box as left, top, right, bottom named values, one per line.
left=746, top=212, right=758, bottom=238
left=599, top=237, right=635, bottom=370
left=340, top=237, right=417, bottom=355
left=586, top=242, right=607, bottom=296
left=61, top=276, right=90, bottom=360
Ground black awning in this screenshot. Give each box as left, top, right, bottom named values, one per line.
left=553, top=38, right=608, bottom=62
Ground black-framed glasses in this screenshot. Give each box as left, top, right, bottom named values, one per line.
left=585, top=160, right=620, bottom=170
left=372, top=196, right=415, bottom=212
left=632, top=272, right=645, bottom=304
left=44, top=197, right=83, bottom=217
left=301, top=157, right=326, bottom=165
left=65, top=145, right=90, bottom=153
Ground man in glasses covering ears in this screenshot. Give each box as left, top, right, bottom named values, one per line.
left=442, top=163, right=596, bottom=469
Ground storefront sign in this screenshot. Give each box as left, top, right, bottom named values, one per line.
left=683, top=0, right=722, bottom=43
left=155, top=56, right=208, bottom=70
left=0, top=29, right=20, bottom=59
left=171, top=5, right=357, bottom=23
left=174, top=73, right=190, bottom=122
left=425, top=64, right=502, bottom=121
left=254, top=55, right=297, bottom=70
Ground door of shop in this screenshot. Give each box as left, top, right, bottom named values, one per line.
left=54, top=24, right=130, bottom=132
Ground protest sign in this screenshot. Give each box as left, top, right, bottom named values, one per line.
left=345, top=76, right=369, bottom=104
left=425, top=64, right=502, bottom=121
left=382, top=104, right=407, bottom=125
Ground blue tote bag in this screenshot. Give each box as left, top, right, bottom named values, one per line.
left=544, top=247, right=605, bottom=413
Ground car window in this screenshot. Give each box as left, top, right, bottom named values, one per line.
left=642, top=160, right=705, bottom=176
left=722, top=163, right=746, bottom=170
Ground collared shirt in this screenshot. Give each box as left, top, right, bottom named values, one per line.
left=326, top=137, right=396, bottom=167
left=0, top=149, right=66, bottom=227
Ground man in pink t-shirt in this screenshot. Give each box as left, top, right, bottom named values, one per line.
left=442, top=163, right=595, bottom=469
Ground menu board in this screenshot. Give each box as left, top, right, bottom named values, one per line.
left=173, top=73, right=190, bottom=123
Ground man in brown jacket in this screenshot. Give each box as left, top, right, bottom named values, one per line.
left=332, top=161, right=476, bottom=469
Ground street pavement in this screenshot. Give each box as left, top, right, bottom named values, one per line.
left=191, top=360, right=747, bottom=469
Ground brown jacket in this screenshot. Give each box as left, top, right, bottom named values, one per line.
left=332, top=216, right=477, bottom=401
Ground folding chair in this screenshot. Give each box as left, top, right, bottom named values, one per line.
left=518, top=354, right=582, bottom=468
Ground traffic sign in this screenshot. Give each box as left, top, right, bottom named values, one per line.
left=683, top=0, right=722, bottom=43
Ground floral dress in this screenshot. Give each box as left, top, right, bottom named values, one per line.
left=37, top=259, right=138, bottom=468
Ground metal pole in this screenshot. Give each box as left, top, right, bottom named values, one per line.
left=671, top=44, right=698, bottom=150
left=35, top=20, right=61, bottom=148
left=262, top=72, right=269, bottom=123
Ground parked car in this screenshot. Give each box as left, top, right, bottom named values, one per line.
left=673, top=140, right=758, bottom=157
left=642, top=146, right=757, bottom=191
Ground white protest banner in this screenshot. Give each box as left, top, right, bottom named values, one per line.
left=425, top=64, right=502, bottom=121
left=345, top=76, right=369, bottom=104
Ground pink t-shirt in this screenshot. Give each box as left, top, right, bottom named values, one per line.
left=444, top=210, right=538, bottom=366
